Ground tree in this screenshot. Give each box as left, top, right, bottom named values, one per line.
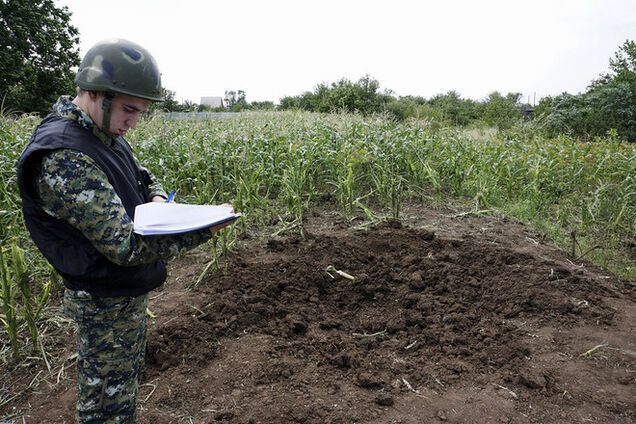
left=591, top=40, right=636, bottom=88
left=541, top=40, right=636, bottom=141
left=278, top=91, right=316, bottom=111
left=539, top=93, right=586, bottom=136
left=0, top=0, right=80, bottom=115
left=160, top=88, right=181, bottom=112
left=542, top=85, right=636, bottom=141
left=147, top=87, right=182, bottom=113
left=297, top=75, right=391, bottom=114
left=429, top=91, right=480, bottom=126
left=224, top=90, right=248, bottom=111
left=586, top=82, right=635, bottom=140
left=323, top=75, right=390, bottom=114
left=181, top=100, right=197, bottom=112
left=481, top=91, right=522, bottom=130
left=278, top=95, right=300, bottom=110
left=249, top=101, right=274, bottom=110
left=591, top=40, right=636, bottom=141
left=385, top=97, right=447, bottom=124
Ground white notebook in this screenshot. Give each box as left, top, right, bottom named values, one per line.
left=133, top=202, right=240, bottom=235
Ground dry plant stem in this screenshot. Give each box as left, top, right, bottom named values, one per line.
left=193, top=259, right=216, bottom=288
left=324, top=265, right=355, bottom=281
left=352, top=329, right=387, bottom=337
left=493, top=383, right=518, bottom=399
left=140, top=382, right=157, bottom=402
left=405, top=340, right=418, bottom=350
left=188, top=305, right=206, bottom=318
left=56, top=364, right=65, bottom=384
left=334, top=269, right=355, bottom=281
left=401, top=377, right=419, bottom=393
left=574, top=245, right=602, bottom=261
left=452, top=209, right=493, bottom=218
left=29, top=370, right=43, bottom=388
left=271, top=218, right=301, bottom=237
left=39, top=338, right=50, bottom=371
left=0, top=393, right=20, bottom=409
left=580, top=343, right=609, bottom=358
left=617, top=349, right=636, bottom=358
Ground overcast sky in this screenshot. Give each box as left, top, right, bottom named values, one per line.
left=55, top=0, right=635, bottom=105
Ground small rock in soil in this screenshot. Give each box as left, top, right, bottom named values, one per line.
left=436, top=409, right=448, bottom=421
left=286, top=316, right=308, bottom=335
left=375, top=394, right=394, bottom=406
left=519, top=369, right=547, bottom=389
left=356, top=372, right=384, bottom=389
left=214, top=411, right=234, bottom=421
left=617, top=374, right=633, bottom=385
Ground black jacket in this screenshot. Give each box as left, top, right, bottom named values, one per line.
left=17, top=114, right=166, bottom=297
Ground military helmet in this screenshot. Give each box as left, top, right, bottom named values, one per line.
left=75, top=38, right=163, bottom=102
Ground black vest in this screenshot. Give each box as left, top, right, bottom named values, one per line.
left=17, top=114, right=166, bottom=297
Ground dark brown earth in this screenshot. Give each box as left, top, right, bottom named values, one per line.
left=2, top=204, right=635, bottom=423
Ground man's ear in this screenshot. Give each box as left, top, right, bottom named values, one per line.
left=88, top=91, right=100, bottom=101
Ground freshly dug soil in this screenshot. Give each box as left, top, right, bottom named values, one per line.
left=3, top=205, right=635, bottom=423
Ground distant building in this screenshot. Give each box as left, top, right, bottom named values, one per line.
left=200, top=96, right=224, bottom=108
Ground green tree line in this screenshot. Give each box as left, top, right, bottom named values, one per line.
left=2, top=2, right=634, bottom=141
left=274, top=40, right=636, bottom=141
left=536, top=40, right=636, bottom=141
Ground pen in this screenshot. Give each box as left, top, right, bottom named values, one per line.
left=165, top=190, right=176, bottom=203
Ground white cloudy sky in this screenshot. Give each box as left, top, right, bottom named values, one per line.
left=55, top=0, right=635, bottom=104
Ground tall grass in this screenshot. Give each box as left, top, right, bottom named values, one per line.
left=132, top=112, right=635, bottom=275
left=0, top=115, right=40, bottom=246
left=0, top=247, right=19, bottom=359
left=0, top=115, right=57, bottom=360
left=1, top=110, right=634, bottom=354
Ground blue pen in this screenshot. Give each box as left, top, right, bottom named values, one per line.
left=165, top=190, right=176, bottom=203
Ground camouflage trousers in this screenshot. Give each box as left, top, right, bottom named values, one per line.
left=63, top=289, right=148, bottom=424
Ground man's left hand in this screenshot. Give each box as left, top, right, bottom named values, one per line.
left=151, top=195, right=167, bottom=203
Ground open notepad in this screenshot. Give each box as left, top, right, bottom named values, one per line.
left=133, top=202, right=241, bottom=236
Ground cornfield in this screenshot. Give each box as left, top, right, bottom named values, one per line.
left=0, top=110, right=635, bottom=356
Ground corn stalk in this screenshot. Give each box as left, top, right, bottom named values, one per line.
left=0, top=246, right=19, bottom=359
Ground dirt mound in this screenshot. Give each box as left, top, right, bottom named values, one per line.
left=4, top=209, right=634, bottom=423
left=141, top=219, right=632, bottom=423
left=150, top=223, right=615, bottom=374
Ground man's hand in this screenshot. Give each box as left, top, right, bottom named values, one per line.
left=151, top=195, right=167, bottom=203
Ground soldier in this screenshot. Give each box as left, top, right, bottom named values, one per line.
left=16, top=39, right=232, bottom=423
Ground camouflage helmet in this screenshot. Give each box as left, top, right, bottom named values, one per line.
left=75, top=38, right=163, bottom=102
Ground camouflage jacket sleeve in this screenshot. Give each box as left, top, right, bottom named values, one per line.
left=132, top=155, right=167, bottom=201
left=142, top=165, right=167, bottom=201
left=35, top=149, right=212, bottom=266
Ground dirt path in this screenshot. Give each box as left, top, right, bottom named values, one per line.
left=4, top=204, right=635, bottom=423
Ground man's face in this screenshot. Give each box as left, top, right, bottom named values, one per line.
left=90, top=92, right=151, bottom=137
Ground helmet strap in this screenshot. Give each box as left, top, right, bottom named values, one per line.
left=101, top=93, right=114, bottom=136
